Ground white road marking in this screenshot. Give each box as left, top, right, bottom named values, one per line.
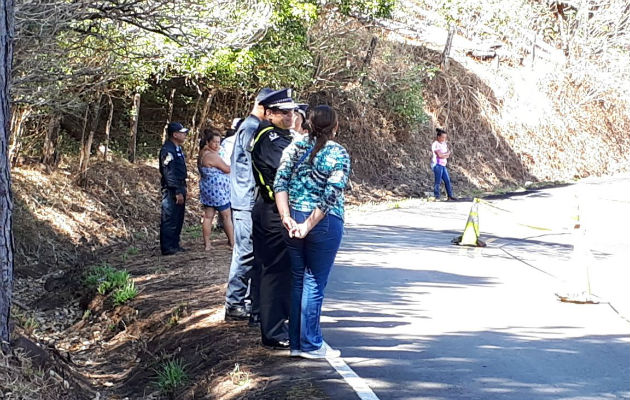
left=324, top=341, right=381, bottom=400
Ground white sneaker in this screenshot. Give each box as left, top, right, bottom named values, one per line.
left=290, top=350, right=301, bottom=357
left=299, top=344, right=341, bottom=359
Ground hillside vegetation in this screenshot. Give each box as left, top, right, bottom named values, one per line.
left=5, top=0, right=630, bottom=398
left=10, top=0, right=630, bottom=195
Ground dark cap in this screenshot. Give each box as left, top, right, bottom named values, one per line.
left=295, top=103, right=309, bottom=119
left=255, top=87, right=274, bottom=102
left=168, top=122, right=189, bottom=134
left=259, top=88, right=297, bottom=110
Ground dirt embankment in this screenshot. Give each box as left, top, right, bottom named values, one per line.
left=10, top=159, right=345, bottom=399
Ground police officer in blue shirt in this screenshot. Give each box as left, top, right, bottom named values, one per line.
left=251, top=89, right=297, bottom=349
left=159, top=122, right=189, bottom=255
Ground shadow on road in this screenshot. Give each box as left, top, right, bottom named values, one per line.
left=323, top=326, right=629, bottom=399
left=323, top=222, right=629, bottom=400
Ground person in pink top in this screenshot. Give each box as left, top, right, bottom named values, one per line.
left=431, top=128, right=457, bottom=201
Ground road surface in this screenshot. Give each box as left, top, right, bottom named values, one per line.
left=322, top=176, right=630, bottom=400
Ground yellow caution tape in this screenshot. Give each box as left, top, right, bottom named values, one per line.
left=476, top=198, right=553, bottom=231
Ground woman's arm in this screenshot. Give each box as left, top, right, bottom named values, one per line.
left=274, top=142, right=301, bottom=235
left=294, top=145, right=350, bottom=238
left=203, top=152, right=231, bottom=174
left=275, top=191, right=297, bottom=235
left=273, top=141, right=299, bottom=193
left=315, top=146, right=351, bottom=216
left=432, top=142, right=450, bottom=159
left=435, top=148, right=451, bottom=158
left=294, top=207, right=325, bottom=239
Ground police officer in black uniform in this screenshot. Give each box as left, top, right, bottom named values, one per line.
left=251, top=89, right=297, bottom=349
left=159, top=122, right=189, bottom=255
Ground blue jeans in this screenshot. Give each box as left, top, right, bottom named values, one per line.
left=433, top=164, right=454, bottom=198
left=225, top=209, right=256, bottom=308
left=285, top=210, right=343, bottom=352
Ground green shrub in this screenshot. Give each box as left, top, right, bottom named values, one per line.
left=155, top=359, right=188, bottom=395
left=84, top=263, right=134, bottom=299
left=382, top=66, right=432, bottom=129
left=84, top=263, right=115, bottom=288
left=112, top=281, right=138, bottom=305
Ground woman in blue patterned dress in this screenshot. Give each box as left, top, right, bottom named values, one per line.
left=274, top=105, right=351, bottom=359
left=198, top=129, right=234, bottom=250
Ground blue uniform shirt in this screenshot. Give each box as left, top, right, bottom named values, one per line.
left=230, top=115, right=261, bottom=210
left=159, top=140, right=187, bottom=196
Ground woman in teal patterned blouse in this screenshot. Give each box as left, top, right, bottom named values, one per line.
left=274, top=105, right=351, bottom=359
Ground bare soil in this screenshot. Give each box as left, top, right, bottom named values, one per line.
left=10, top=160, right=337, bottom=400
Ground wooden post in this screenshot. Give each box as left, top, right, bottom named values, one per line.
left=162, top=88, right=176, bottom=144
left=441, top=24, right=455, bottom=71
left=0, top=0, right=15, bottom=350
left=129, top=92, right=140, bottom=163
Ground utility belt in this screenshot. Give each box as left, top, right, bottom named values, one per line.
left=162, top=185, right=187, bottom=194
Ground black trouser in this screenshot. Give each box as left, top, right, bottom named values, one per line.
left=160, top=189, right=185, bottom=254
left=252, top=197, right=290, bottom=343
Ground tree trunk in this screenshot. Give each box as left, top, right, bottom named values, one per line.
left=198, top=90, right=215, bottom=134
left=162, top=88, right=176, bottom=144
left=187, top=85, right=203, bottom=156
left=0, top=0, right=15, bottom=351
left=41, top=115, right=60, bottom=167
left=530, top=32, right=537, bottom=69
left=9, top=106, right=29, bottom=165
left=78, top=95, right=102, bottom=186
left=190, top=90, right=215, bottom=155
left=128, top=92, right=140, bottom=163
left=441, top=24, right=455, bottom=71
left=360, top=36, right=378, bottom=84
left=103, top=94, right=113, bottom=161
left=77, top=105, right=89, bottom=171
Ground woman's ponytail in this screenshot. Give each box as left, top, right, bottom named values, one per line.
left=307, top=105, right=338, bottom=163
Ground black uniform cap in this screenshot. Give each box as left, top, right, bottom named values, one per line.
left=258, top=88, right=297, bottom=110
left=167, top=122, right=189, bottom=134
left=256, top=87, right=274, bottom=102
left=295, top=103, right=309, bottom=119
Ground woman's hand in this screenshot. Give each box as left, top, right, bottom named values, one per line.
left=292, top=221, right=311, bottom=239
left=281, top=215, right=297, bottom=235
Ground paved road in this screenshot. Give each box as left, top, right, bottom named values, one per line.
left=323, top=176, right=630, bottom=400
